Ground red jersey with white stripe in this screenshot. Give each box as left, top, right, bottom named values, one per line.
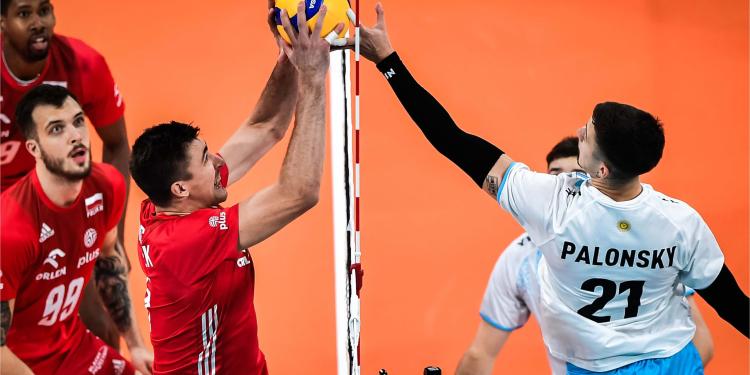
left=0, top=163, right=126, bottom=374
left=138, top=201, right=268, bottom=375
left=1, top=34, right=125, bottom=191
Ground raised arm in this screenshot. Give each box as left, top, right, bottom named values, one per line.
left=696, top=265, right=749, bottom=338
left=351, top=3, right=514, bottom=198
left=95, top=227, right=154, bottom=374
left=219, top=0, right=300, bottom=186
left=236, top=3, right=342, bottom=249
left=1, top=299, right=34, bottom=375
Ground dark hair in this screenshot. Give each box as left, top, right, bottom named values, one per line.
left=15, top=84, right=78, bottom=140
left=592, top=102, right=664, bottom=179
left=546, top=136, right=579, bottom=166
left=130, top=122, right=199, bottom=207
left=1, top=0, right=10, bottom=15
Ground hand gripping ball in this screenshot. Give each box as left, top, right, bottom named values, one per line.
left=274, top=0, right=350, bottom=44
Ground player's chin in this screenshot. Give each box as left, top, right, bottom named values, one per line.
left=214, top=189, right=228, bottom=204
left=63, top=164, right=92, bottom=180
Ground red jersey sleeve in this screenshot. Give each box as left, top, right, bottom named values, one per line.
left=75, top=42, right=125, bottom=127
left=0, top=204, right=37, bottom=301
left=162, top=205, right=241, bottom=282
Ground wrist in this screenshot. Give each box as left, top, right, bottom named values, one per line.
left=298, top=71, right=327, bottom=86
left=376, top=47, right=396, bottom=64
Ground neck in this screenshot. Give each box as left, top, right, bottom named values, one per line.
left=2, top=45, right=47, bottom=81
left=35, top=164, right=83, bottom=207
left=155, top=199, right=204, bottom=216
left=589, top=176, right=643, bottom=202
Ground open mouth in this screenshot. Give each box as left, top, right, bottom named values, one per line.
left=69, top=146, right=88, bottom=164
left=29, top=35, right=49, bottom=52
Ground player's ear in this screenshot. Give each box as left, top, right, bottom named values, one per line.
left=598, top=162, right=611, bottom=179
left=170, top=181, right=189, bottom=200
left=25, top=139, right=41, bottom=158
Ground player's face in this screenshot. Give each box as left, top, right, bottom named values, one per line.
left=183, top=139, right=228, bottom=207
left=576, top=118, right=606, bottom=178
left=1, top=0, right=56, bottom=62
left=27, top=96, right=92, bottom=181
left=547, top=156, right=585, bottom=176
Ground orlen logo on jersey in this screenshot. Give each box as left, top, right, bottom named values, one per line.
left=237, top=250, right=252, bottom=268
left=85, top=193, right=104, bottom=218
left=36, top=249, right=67, bottom=281
left=208, top=212, right=228, bottom=231
left=77, top=248, right=101, bottom=268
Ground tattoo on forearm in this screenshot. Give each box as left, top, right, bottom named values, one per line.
left=1, top=301, right=10, bottom=346
left=95, top=255, right=132, bottom=332
left=486, top=175, right=499, bottom=196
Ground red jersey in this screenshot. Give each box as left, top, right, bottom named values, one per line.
left=0, top=163, right=126, bottom=374
left=1, top=34, right=125, bottom=191
left=138, top=201, right=268, bottom=374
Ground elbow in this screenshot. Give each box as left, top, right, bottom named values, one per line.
left=267, top=125, right=287, bottom=143
left=283, top=185, right=320, bottom=213
left=297, top=190, right=319, bottom=211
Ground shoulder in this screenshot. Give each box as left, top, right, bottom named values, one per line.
left=1, top=186, right=37, bottom=249
left=53, top=34, right=105, bottom=62
left=496, top=233, right=537, bottom=270
left=52, top=34, right=109, bottom=76
left=646, top=186, right=702, bottom=224
left=88, top=163, right=124, bottom=191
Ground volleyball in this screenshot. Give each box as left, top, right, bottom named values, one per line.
left=274, top=0, right=350, bottom=44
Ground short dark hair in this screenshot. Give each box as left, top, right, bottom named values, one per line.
left=546, top=136, right=579, bottom=166
left=130, top=122, right=199, bottom=207
left=592, top=102, right=664, bottom=179
left=15, top=84, right=78, bottom=140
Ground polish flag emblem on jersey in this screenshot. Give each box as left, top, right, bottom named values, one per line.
left=85, top=193, right=104, bottom=218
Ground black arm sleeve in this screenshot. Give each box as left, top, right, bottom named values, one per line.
left=696, top=264, right=749, bottom=338
left=376, top=52, right=504, bottom=187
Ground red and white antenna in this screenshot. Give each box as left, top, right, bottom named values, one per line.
left=331, top=1, right=362, bottom=375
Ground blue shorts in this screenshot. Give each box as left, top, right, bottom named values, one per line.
left=566, top=342, right=703, bottom=375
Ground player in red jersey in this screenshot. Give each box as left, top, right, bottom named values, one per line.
left=0, top=85, right=152, bottom=374
left=129, top=3, right=339, bottom=374
left=1, top=0, right=132, bottom=349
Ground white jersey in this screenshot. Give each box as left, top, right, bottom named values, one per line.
left=480, top=233, right=567, bottom=375
left=496, top=163, right=723, bottom=371
left=481, top=233, right=699, bottom=374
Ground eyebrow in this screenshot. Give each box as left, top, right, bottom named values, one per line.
left=202, top=144, right=208, bottom=163
left=44, top=111, right=84, bottom=131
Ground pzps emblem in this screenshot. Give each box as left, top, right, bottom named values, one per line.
left=83, top=228, right=97, bottom=248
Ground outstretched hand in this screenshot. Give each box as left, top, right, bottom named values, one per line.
left=278, top=2, right=345, bottom=77
left=333, top=2, right=395, bottom=64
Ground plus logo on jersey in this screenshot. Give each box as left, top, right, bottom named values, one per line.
left=77, top=248, right=101, bottom=268
left=37, top=249, right=67, bottom=281
left=39, top=222, right=55, bottom=243
left=85, top=193, right=104, bottom=218
left=208, top=212, right=228, bottom=230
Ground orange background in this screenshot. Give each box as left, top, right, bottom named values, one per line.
left=55, top=0, right=748, bottom=374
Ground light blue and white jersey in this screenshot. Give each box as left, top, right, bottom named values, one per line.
left=480, top=233, right=566, bottom=375
left=496, top=163, right=723, bottom=371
